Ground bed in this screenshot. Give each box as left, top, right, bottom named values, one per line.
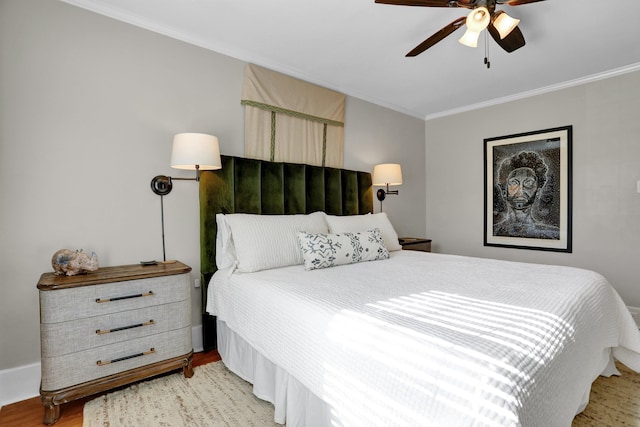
left=199, top=156, right=640, bottom=426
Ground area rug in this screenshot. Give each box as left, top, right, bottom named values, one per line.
left=83, top=361, right=282, bottom=427
left=572, top=362, right=640, bottom=426
left=82, top=360, right=639, bottom=427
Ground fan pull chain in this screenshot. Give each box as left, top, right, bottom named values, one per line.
left=484, top=31, right=491, bottom=69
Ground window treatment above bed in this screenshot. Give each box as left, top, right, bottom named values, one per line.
left=241, top=64, right=345, bottom=168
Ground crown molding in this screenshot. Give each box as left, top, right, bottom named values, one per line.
left=424, top=62, right=640, bottom=121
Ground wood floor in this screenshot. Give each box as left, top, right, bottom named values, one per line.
left=1, top=352, right=638, bottom=426
left=0, top=351, right=220, bottom=427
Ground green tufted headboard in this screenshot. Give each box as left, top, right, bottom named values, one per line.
left=198, top=155, right=373, bottom=350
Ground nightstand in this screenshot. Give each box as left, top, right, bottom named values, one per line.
left=37, top=261, right=194, bottom=425
left=399, top=237, right=432, bottom=252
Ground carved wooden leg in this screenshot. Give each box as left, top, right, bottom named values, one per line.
left=183, top=355, right=194, bottom=378
left=41, top=395, right=61, bottom=425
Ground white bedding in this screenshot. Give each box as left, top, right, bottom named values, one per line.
left=207, top=251, right=640, bottom=426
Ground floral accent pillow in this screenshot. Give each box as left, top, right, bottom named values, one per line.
left=298, top=228, right=390, bottom=271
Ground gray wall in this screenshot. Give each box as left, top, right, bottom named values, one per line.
left=0, top=0, right=425, bottom=372
left=344, top=97, right=427, bottom=234
left=425, top=71, right=640, bottom=307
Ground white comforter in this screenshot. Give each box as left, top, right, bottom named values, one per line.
left=207, top=251, right=640, bottom=426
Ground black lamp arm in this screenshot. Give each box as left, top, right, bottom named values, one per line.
left=150, top=166, right=202, bottom=196
left=376, top=184, right=399, bottom=202
left=149, top=165, right=203, bottom=262
left=171, top=165, right=202, bottom=181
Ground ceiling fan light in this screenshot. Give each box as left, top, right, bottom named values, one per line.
left=459, top=28, right=480, bottom=48
left=466, top=7, right=490, bottom=32
left=493, top=11, right=520, bottom=39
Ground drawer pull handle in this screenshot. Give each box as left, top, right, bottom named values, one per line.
left=96, top=320, right=155, bottom=335
left=97, top=348, right=155, bottom=366
left=96, top=291, right=154, bottom=303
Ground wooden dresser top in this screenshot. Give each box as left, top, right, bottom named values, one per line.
left=37, top=261, right=192, bottom=290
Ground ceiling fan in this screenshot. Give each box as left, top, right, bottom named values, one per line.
left=375, top=0, right=545, bottom=58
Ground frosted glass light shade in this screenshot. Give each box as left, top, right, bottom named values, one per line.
left=170, top=133, right=221, bottom=170
left=493, top=11, right=520, bottom=39
left=373, top=163, right=403, bottom=186
left=459, top=7, right=490, bottom=48
left=466, top=7, right=490, bottom=32
left=459, top=29, right=481, bottom=48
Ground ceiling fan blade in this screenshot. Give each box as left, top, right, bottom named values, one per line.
left=498, top=0, right=545, bottom=5
left=406, top=16, right=466, bottom=57
left=487, top=23, right=525, bottom=52
left=375, top=0, right=463, bottom=7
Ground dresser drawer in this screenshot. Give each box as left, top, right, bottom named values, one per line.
left=40, top=300, right=190, bottom=357
left=40, top=326, right=192, bottom=391
left=40, top=273, right=189, bottom=324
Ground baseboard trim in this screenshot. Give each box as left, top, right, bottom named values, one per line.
left=0, top=362, right=41, bottom=408
left=0, top=325, right=205, bottom=408
left=192, top=324, right=204, bottom=353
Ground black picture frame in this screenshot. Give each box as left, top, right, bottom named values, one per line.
left=484, top=126, right=572, bottom=252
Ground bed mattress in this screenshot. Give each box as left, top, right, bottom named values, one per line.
left=207, top=251, right=640, bottom=426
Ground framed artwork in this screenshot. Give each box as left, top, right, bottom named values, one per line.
left=484, top=126, right=572, bottom=252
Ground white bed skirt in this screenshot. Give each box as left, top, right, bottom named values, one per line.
left=217, top=318, right=617, bottom=426
left=217, top=319, right=335, bottom=427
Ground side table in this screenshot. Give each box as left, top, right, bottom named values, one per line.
left=399, top=237, right=432, bottom=252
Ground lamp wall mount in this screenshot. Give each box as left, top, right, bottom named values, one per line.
left=376, top=185, right=399, bottom=202
left=150, top=165, right=204, bottom=196
left=150, top=175, right=172, bottom=196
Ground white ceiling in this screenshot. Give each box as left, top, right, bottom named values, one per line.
left=62, top=0, right=640, bottom=119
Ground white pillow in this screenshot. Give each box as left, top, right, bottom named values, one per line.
left=215, top=214, right=236, bottom=270
left=223, top=212, right=328, bottom=273
left=298, top=228, right=390, bottom=270
left=325, top=212, right=402, bottom=251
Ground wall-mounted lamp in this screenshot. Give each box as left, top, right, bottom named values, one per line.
left=150, top=133, right=222, bottom=196
left=373, top=163, right=403, bottom=211
left=150, top=133, right=222, bottom=261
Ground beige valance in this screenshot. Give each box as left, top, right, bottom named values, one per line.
left=242, top=64, right=345, bottom=126
left=241, top=64, right=345, bottom=168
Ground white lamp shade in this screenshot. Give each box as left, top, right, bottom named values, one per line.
left=170, top=133, right=221, bottom=170
left=459, top=28, right=481, bottom=48
left=373, top=163, right=403, bottom=186
left=459, top=6, right=489, bottom=48
left=492, top=11, right=520, bottom=39
left=466, top=7, right=490, bottom=32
